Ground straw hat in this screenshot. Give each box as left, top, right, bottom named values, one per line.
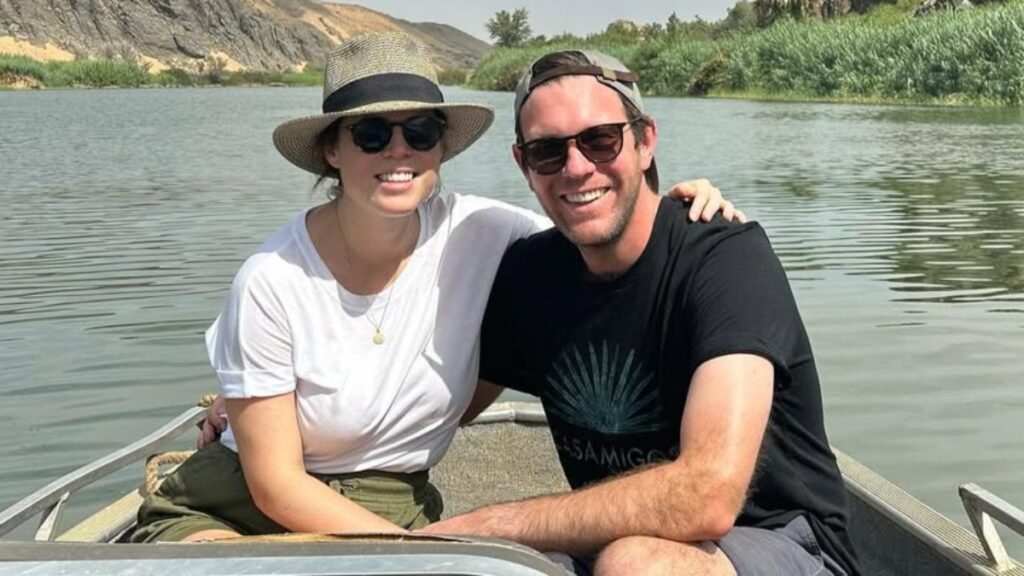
left=273, top=32, right=494, bottom=176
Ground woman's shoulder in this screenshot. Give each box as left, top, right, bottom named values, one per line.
left=229, top=213, right=314, bottom=296
left=441, top=192, right=525, bottom=216
left=434, top=193, right=550, bottom=235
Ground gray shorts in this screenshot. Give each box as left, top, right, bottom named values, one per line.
left=554, top=515, right=845, bottom=576
left=717, top=515, right=847, bottom=576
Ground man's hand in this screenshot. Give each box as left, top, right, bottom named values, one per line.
left=418, top=504, right=521, bottom=541
left=666, top=179, right=747, bottom=223
left=196, top=395, right=228, bottom=449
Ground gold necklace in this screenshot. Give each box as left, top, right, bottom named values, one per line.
left=364, top=284, right=393, bottom=345
left=335, top=204, right=413, bottom=345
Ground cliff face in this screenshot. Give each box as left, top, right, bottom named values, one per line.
left=0, top=0, right=490, bottom=71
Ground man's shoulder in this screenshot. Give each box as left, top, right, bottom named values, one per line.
left=503, top=226, right=575, bottom=269
left=440, top=194, right=547, bottom=225
left=656, top=197, right=771, bottom=263
left=487, top=227, right=577, bottom=303
left=659, top=196, right=761, bottom=236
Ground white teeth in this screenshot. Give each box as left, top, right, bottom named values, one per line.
left=565, top=189, right=607, bottom=204
left=379, top=172, right=414, bottom=183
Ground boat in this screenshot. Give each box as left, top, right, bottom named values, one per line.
left=1, top=402, right=1021, bottom=575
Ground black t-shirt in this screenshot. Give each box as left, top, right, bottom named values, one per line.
left=480, top=197, right=859, bottom=575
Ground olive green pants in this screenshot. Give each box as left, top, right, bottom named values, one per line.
left=131, top=442, right=442, bottom=542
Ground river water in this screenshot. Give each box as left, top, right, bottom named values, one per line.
left=1, top=86, right=1022, bottom=547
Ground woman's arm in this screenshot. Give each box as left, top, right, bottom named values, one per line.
left=460, top=379, right=506, bottom=425
left=667, top=179, right=747, bottom=223
left=227, top=393, right=405, bottom=534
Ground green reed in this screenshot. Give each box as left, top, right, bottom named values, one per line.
left=1, top=55, right=150, bottom=88
left=152, top=67, right=196, bottom=87
left=437, top=68, right=470, bottom=86
left=721, top=2, right=1024, bottom=104
left=468, top=43, right=639, bottom=92
left=42, top=59, right=152, bottom=88
left=469, top=0, right=1024, bottom=106
left=0, top=53, right=49, bottom=84
left=1, top=55, right=325, bottom=89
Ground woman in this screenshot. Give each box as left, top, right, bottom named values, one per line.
left=132, top=32, right=743, bottom=543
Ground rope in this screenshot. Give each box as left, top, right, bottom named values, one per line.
left=145, top=450, right=194, bottom=495
left=143, top=395, right=217, bottom=494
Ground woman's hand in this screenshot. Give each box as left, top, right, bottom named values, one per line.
left=666, top=179, right=748, bottom=223
left=197, top=395, right=228, bottom=449
left=228, top=393, right=406, bottom=534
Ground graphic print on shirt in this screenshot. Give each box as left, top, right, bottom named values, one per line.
left=543, top=339, right=680, bottom=484
left=545, top=339, right=666, bottom=434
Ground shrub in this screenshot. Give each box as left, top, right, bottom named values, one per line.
left=468, top=0, right=1024, bottom=105
left=44, top=58, right=150, bottom=88
left=437, top=68, right=469, bottom=86
left=153, top=67, right=194, bottom=86
left=469, top=42, right=637, bottom=92
left=0, top=53, right=49, bottom=83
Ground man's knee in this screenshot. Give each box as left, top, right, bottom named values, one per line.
left=594, top=536, right=735, bottom=576
left=593, top=532, right=737, bottom=573
left=594, top=536, right=660, bottom=575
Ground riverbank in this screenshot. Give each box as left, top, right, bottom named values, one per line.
left=469, top=0, right=1024, bottom=107
left=6, top=1, right=1020, bottom=105
left=0, top=52, right=476, bottom=91
left=0, top=54, right=323, bottom=90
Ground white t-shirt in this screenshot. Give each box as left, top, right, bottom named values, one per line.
left=206, top=194, right=548, bottom=474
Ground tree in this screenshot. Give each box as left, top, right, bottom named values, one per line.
left=754, top=0, right=824, bottom=25
left=603, top=19, right=642, bottom=43
left=752, top=0, right=861, bottom=22
left=486, top=8, right=532, bottom=48
left=722, top=1, right=758, bottom=32
left=641, top=22, right=665, bottom=41
left=666, top=11, right=683, bottom=35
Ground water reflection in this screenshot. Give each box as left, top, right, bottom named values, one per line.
left=670, top=99, right=1024, bottom=306
left=879, top=171, right=1024, bottom=302
left=0, top=88, right=1021, bottom=548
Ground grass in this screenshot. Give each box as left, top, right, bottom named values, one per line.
left=43, top=59, right=151, bottom=88
left=6, top=1, right=1023, bottom=105
left=0, top=53, right=49, bottom=82
left=469, top=0, right=1024, bottom=107
left=0, top=54, right=326, bottom=89
left=469, top=42, right=640, bottom=91
left=716, top=4, right=1024, bottom=104
left=437, top=68, right=470, bottom=86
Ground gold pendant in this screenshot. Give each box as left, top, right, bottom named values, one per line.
left=372, top=331, right=385, bottom=345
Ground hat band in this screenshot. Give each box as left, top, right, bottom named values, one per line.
left=322, top=73, right=444, bottom=114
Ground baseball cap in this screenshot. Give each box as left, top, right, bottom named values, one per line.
left=513, top=50, right=658, bottom=190
left=514, top=50, right=646, bottom=133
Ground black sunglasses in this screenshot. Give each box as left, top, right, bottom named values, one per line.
left=518, top=120, right=641, bottom=175
left=347, top=115, right=447, bottom=154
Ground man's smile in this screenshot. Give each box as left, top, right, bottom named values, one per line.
left=563, top=187, right=610, bottom=205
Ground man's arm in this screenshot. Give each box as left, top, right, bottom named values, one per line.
left=421, top=353, right=773, bottom=556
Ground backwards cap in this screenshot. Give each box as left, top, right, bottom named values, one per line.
left=512, top=50, right=658, bottom=190
left=513, top=50, right=646, bottom=137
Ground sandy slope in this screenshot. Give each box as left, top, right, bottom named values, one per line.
left=0, top=1, right=488, bottom=72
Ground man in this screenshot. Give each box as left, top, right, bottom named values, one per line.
left=421, top=50, right=860, bottom=576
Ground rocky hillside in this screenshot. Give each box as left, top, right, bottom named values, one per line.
left=0, top=0, right=490, bottom=72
